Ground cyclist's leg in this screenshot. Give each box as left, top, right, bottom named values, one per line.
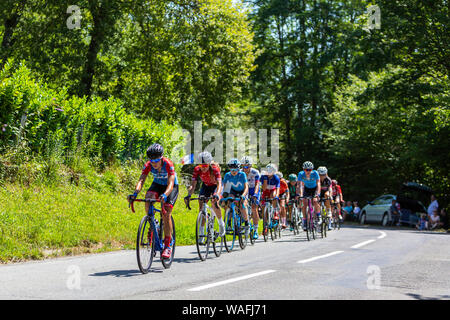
left=280, top=197, right=287, bottom=228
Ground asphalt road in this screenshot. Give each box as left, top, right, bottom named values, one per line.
left=1, top=225, right=449, bottom=300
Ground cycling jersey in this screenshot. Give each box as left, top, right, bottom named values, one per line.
left=288, top=182, right=297, bottom=197
left=332, top=184, right=342, bottom=197
left=192, top=164, right=221, bottom=187
left=279, top=179, right=288, bottom=195
left=320, top=176, right=332, bottom=191
left=261, top=175, right=280, bottom=190
left=246, top=168, right=260, bottom=189
left=142, top=157, right=178, bottom=185
left=222, top=171, right=248, bottom=193
left=298, top=170, right=319, bottom=189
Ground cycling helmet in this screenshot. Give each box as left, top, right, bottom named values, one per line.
left=332, top=179, right=338, bottom=186
left=241, top=156, right=253, bottom=166
left=302, top=161, right=314, bottom=170
left=275, top=172, right=283, bottom=179
left=147, top=143, right=164, bottom=159
left=288, top=174, right=297, bottom=182
left=198, top=151, right=213, bottom=164
left=317, top=166, right=328, bottom=175
left=266, top=164, right=277, bottom=175
left=228, top=158, right=241, bottom=169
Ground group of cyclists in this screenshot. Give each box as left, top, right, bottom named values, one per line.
left=127, top=143, right=346, bottom=260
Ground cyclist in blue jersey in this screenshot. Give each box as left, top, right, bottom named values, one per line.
left=296, top=161, right=321, bottom=231
left=241, top=156, right=261, bottom=240
left=221, top=158, right=250, bottom=236
left=127, top=143, right=178, bottom=259
left=260, top=164, right=280, bottom=236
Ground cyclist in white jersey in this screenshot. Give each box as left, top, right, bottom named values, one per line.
left=241, top=156, right=261, bottom=240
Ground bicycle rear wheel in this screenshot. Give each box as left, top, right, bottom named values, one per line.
left=238, top=215, right=248, bottom=250
left=160, top=215, right=176, bottom=269
left=249, top=223, right=255, bottom=245
left=212, top=216, right=223, bottom=257
left=136, top=215, right=155, bottom=274
left=195, top=211, right=209, bottom=261
left=224, top=209, right=236, bottom=252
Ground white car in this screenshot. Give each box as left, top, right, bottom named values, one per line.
left=360, top=194, right=396, bottom=226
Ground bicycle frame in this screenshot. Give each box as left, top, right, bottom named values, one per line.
left=131, top=199, right=171, bottom=252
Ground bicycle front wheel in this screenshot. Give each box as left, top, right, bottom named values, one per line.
left=195, top=211, right=209, bottom=261
left=136, top=215, right=154, bottom=274
left=160, top=215, right=176, bottom=269
left=238, top=216, right=248, bottom=250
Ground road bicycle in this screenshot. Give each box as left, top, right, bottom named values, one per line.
left=130, top=198, right=176, bottom=274
left=299, top=196, right=317, bottom=241
left=331, top=200, right=341, bottom=230
left=287, top=199, right=302, bottom=235
left=222, top=197, right=249, bottom=252
left=319, top=197, right=333, bottom=239
left=261, top=197, right=281, bottom=242
left=186, top=195, right=223, bottom=261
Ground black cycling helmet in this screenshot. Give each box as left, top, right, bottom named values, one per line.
left=147, top=143, right=164, bottom=159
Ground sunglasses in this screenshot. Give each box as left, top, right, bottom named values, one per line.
left=243, top=166, right=250, bottom=169
left=230, top=168, right=239, bottom=172
left=150, top=158, right=161, bottom=163
left=200, top=164, right=209, bottom=168
left=305, top=169, right=312, bottom=172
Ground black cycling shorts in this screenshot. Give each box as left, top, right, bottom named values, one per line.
left=199, top=184, right=218, bottom=197
left=147, top=182, right=179, bottom=207
left=303, top=186, right=317, bottom=198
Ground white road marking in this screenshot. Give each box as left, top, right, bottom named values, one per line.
left=187, top=270, right=276, bottom=292
left=378, top=231, right=387, bottom=239
left=351, top=239, right=376, bottom=249
left=297, top=251, right=344, bottom=264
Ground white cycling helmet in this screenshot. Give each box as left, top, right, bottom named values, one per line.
left=241, top=156, right=253, bottom=166
left=317, top=166, right=328, bottom=175
left=198, top=151, right=213, bottom=164
left=302, top=161, right=314, bottom=170
left=266, top=164, right=277, bottom=175
left=275, top=172, right=283, bottom=179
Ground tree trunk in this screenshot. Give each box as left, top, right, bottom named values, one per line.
left=0, top=0, right=27, bottom=69
left=80, top=1, right=107, bottom=99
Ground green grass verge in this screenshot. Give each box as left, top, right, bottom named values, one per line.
left=0, top=182, right=200, bottom=263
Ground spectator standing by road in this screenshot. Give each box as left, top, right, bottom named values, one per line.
left=343, top=201, right=353, bottom=221
left=427, top=195, right=439, bottom=216
left=353, top=201, right=361, bottom=221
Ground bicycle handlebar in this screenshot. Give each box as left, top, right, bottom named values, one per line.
left=184, top=196, right=216, bottom=210
left=128, top=198, right=165, bottom=214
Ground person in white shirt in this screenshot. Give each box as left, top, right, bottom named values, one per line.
left=427, top=195, right=439, bottom=216
left=430, top=209, right=442, bottom=229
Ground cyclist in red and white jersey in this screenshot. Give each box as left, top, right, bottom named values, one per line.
left=331, top=180, right=344, bottom=221
left=185, top=151, right=225, bottom=236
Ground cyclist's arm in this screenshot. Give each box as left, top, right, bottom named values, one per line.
left=243, top=182, right=249, bottom=198
left=188, top=179, right=197, bottom=196
left=164, top=175, right=175, bottom=198
left=315, top=180, right=321, bottom=197
left=275, top=187, right=280, bottom=198
left=254, top=180, right=260, bottom=195
left=297, top=181, right=303, bottom=197
left=215, top=178, right=222, bottom=196
left=134, top=173, right=147, bottom=194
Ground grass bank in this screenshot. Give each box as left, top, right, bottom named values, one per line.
left=0, top=181, right=200, bottom=263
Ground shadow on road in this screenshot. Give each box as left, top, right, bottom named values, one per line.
left=89, top=268, right=162, bottom=278
left=340, top=223, right=450, bottom=235
left=406, top=293, right=450, bottom=300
